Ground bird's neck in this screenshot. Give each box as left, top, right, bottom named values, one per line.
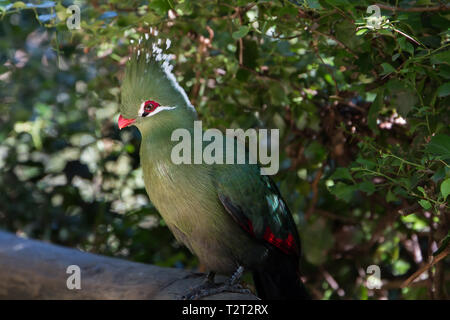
left=139, top=109, right=196, bottom=165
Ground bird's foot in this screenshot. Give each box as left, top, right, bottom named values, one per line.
left=182, top=266, right=251, bottom=300
left=182, top=271, right=216, bottom=300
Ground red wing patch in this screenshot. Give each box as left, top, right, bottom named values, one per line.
left=219, top=193, right=299, bottom=256
left=263, top=226, right=298, bottom=255
left=240, top=219, right=298, bottom=256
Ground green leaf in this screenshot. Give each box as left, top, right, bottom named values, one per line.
left=380, top=63, right=396, bottom=75
left=269, top=82, right=287, bottom=105
left=175, top=0, right=193, bottom=15
left=149, top=0, right=172, bottom=16
left=330, top=182, right=356, bottom=202
left=440, top=178, right=450, bottom=201
left=398, top=37, right=414, bottom=55
left=436, top=82, right=450, bottom=97
left=392, top=53, right=400, bottom=61
left=356, top=28, right=368, bottom=36
left=430, top=50, right=450, bottom=65
left=330, top=167, right=353, bottom=181
left=232, top=26, right=250, bottom=39
left=425, top=134, right=450, bottom=160
left=386, top=189, right=399, bottom=202
left=418, top=199, right=431, bottom=210
left=367, top=89, right=383, bottom=133
left=358, top=181, right=375, bottom=195
left=236, top=68, right=251, bottom=82
left=392, top=89, right=417, bottom=117
left=401, top=214, right=428, bottom=231
left=305, top=0, right=322, bottom=9
left=439, top=65, right=450, bottom=79
left=392, top=259, right=410, bottom=276
left=417, top=186, right=426, bottom=197
left=431, top=167, right=446, bottom=183
left=356, top=157, right=377, bottom=169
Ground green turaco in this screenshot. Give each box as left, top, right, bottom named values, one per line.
left=118, top=36, right=310, bottom=300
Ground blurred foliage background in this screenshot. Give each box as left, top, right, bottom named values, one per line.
left=0, top=0, right=449, bottom=299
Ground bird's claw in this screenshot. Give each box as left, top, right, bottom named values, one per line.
left=182, top=266, right=250, bottom=300
left=182, top=282, right=251, bottom=300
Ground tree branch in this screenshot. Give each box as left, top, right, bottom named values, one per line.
left=374, top=3, right=450, bottom=13
left=0, top=231, right=257, bottom=300
left=401, top=247, right=450, bottom=289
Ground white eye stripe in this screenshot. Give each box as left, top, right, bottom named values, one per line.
left=138, top=101, right=176, bottom=117
left=144, top=106, right=176, bottom=117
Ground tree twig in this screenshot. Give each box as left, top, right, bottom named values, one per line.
left=374, top=3, right=450, bottom=13
left=305, top=167, right=324, bottom=221
left=401, top=248, right=450, bottom=288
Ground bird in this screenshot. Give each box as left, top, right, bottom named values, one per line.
left=117, top=36, right=310, bottom=300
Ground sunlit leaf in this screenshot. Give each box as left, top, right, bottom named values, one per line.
left=232, top=26, right=250, bottom=39
left=440, top=178, right=450, bottom=201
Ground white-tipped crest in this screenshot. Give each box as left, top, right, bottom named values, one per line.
left=130, top=30, right=195, bottom=112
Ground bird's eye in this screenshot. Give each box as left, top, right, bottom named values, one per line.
left=142, top=100, right=160, bottom=116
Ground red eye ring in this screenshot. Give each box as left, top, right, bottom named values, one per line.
left=143, top=100, right=160, bottom=114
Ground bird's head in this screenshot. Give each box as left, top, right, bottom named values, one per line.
left=118, top=36, right=196, bottom=133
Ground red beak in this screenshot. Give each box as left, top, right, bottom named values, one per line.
left=118, top=114, right=136, bottom=130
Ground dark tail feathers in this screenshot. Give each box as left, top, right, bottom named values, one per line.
left=252, top=253, right=310, bottom=300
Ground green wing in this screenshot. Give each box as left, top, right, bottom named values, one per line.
left=214, top=162, right=301, bottom=256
